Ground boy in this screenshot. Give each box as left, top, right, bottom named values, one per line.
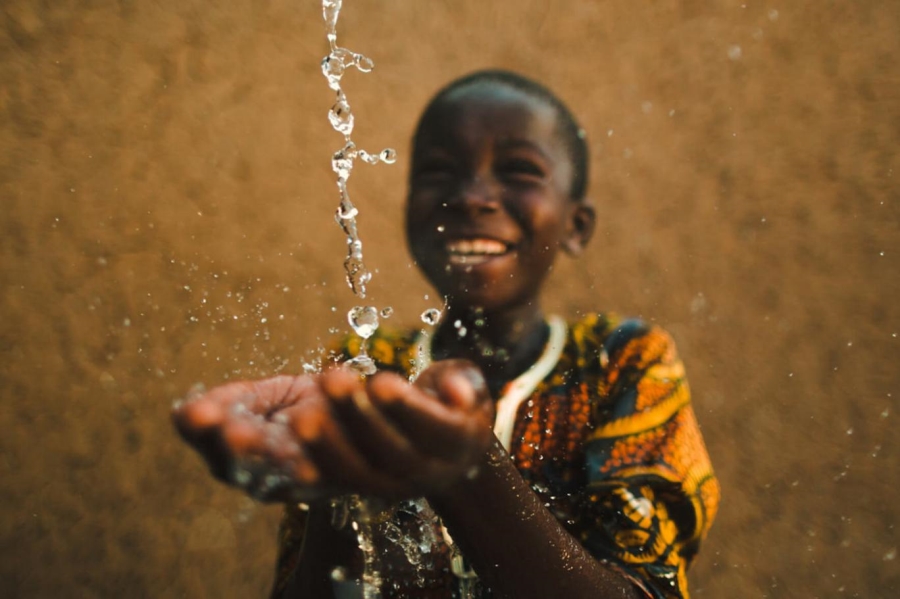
left=174, top=70, right=719, bottom=599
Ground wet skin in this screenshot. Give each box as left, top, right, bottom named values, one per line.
left=173, top=84, right=639, bottom=598
left=172, top=361, right=495, bottom=503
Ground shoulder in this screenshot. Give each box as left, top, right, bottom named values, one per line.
left=566, top=313, right=681, bottom=373
left=561, top=313, right=687, bottom=421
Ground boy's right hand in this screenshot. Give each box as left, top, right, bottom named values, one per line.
left=171, top=360, right=495, bottom=503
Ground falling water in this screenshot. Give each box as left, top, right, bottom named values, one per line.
left=346, top=305, right=379, bottom=375
left=318, top=4, right=466, bottom=597
left=321, top=1, right=393, bottom=594
left=321, top=0, right=396, bottom=378
left=322, top=0, right=395, bottom=298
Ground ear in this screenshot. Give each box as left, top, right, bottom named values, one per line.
left=561, top=202, right=596, bottom=256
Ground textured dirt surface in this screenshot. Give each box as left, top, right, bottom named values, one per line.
left=1, top=1, right=898, bottom=597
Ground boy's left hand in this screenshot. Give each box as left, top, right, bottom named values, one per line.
left=172, top=360, right=495, bottom=502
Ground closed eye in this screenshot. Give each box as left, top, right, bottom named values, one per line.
left=496, top=159, right=547, bottom=183
left=413, top=159, right=457, bottom=181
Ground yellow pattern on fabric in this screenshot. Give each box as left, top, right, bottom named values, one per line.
left=271, top=314, right=719, bottom=599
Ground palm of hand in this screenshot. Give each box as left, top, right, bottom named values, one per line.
left=172, top=360, right=495, bottom=503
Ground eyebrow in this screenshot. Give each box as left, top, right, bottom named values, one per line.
left=495, top=139, right=553, bottom=163
left=414, top=135, right=555, bottom=165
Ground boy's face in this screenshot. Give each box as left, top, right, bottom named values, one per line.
left=405, top=85, right=593, bottom=314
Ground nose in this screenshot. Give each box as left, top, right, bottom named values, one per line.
left=447, top=175, right=500, bottom=214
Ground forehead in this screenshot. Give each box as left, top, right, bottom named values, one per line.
left=415, top=84, right=563, bottom=153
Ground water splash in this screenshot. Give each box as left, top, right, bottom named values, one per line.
left=421, top=308, right=442, bottom=326
left=320, top=4, right=478, bottom=597
left=346, top=306, right=379, bottom=375
left=320, top=2, right=396, bottom=593
left=349, top=496, right=382, bottom=599
left=377, top=498, right=441, bottom=587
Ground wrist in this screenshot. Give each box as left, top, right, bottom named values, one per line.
left=427, top=437, right=509, bottom=513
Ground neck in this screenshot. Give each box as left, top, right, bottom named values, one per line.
left=432, top=302, right=550, bottom=398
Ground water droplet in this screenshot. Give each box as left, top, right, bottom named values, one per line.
left=329, top=98, right=354, bottom=135
left=358, top=150, right=379, bottom=165
left=380, top=306, right=393, bottom=318
left=331, top=142, right=357, bottom=179
left=348, top=306, right=379, bottom=338
left=421, top=308, right=442, bottom=326
left=336, top=203, right=359, bottom=220
left=380, top=148, right=397, bottom=163
left=354, top=53, right=374, bottom=72
left=728, top=45, right=743, bottom=61
left=322, top=0, right=342, bottom=35
left=321, top=56, right=345, bottom=90
left=346, top=354, right=377, bottom=375
left=231, top=466, right=252, bottom=486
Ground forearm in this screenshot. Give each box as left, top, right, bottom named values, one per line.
left=428, top=439, right=642, bottom=599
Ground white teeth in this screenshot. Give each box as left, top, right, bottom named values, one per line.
left=446, top=239, right=508, bottom=256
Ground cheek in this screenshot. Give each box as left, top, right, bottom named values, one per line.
left=518, top=200, right=567, bottom=246
left=406, top=187, right=447, bottom=220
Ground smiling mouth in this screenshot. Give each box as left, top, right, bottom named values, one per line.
left=445, top=238, right=512, bottom=265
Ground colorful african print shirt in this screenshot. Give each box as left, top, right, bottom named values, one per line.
left=271, top=313, right=719, bottom=599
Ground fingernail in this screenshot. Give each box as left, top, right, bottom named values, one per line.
left=351, top=389, right=375, bottom=413
left=460, top=367, right=486, bottom=394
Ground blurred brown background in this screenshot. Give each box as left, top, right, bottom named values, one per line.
left=1, top=0, right=898, bottom=597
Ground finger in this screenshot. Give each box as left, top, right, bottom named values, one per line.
left=414, top=361, right=495, bottom=429
left=252, top=375, right=321, bottom=414
left=326, top=376, right=445, bottom=481
left=367, top=372, right=493, bottom=463
left=172, top=376, right=317, bottom=437
left=414, top=360, right=489, bottom=410
left=282, top=383, right=409, bottom=498
left=218, top=419, right=324, bottom=501
left=191, top=414, right=273, bottom=483
left=171, top=393, right=229, bottom=442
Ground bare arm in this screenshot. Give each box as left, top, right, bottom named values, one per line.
left=429, top=439, right=643, bottom=599
left=173, top=363, right=645, bottom=598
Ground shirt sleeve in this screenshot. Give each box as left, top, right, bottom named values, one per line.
left=579, top=320, right=720, bottom=599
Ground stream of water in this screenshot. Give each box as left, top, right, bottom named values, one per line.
left=318, top=4, right=463, bottom=597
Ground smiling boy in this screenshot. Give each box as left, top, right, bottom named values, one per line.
left=174, top=70, right=719, bottom=599
left=404, top=73, right=595, bottom=398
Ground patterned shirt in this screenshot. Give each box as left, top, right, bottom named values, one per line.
left=271, top=313, right=719, bottom=599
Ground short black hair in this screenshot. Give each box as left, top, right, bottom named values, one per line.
left=413, top=69, right=589, bottom=202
